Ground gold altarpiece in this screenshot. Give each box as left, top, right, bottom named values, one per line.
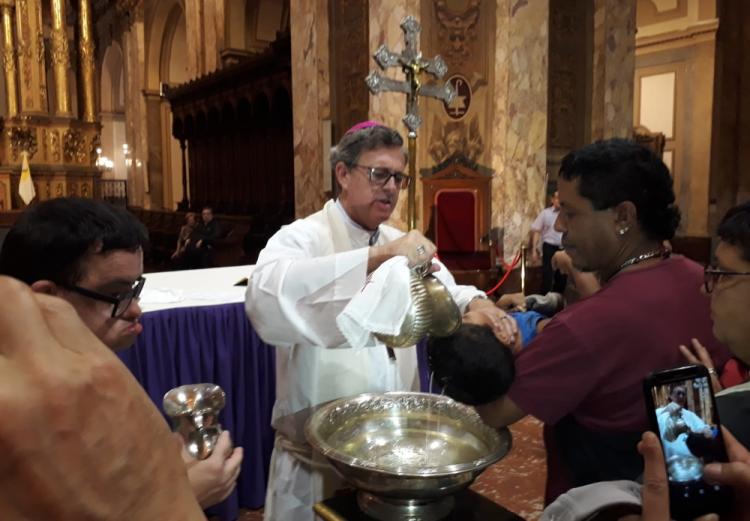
left=0, top=0, right=100, bottom=210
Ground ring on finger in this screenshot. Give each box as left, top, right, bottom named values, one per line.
left=416, top=245, right=426, bottom=256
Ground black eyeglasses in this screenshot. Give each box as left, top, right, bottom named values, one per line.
left=65, top=276, right=146, bottom=317
left=353, top=164, right=410, bottom=189
left=703, top=267, right=750, bottom=294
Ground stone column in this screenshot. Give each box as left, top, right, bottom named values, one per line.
left=290, top=0, right=329, bottom=218
left=78, top=0, right=97, bottom=122
left=15, top=0, right=48, bottom=113
left=491, top=0, right=549, bottom=263
left=590, top=0, right=636, bottom=140
left=0, top=1, right=18, bottom=117
left=368, top=0, right=420, bottom=231
left=50, top=0, right=71, bottom=115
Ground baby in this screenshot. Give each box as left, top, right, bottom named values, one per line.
left=427, top=302, right=554, bottom=405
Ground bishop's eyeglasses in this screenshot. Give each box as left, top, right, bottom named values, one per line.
left=703, top=266, right=750, bottom=294
left=65, top=276, right=146, bottom=317
left=353, top=164, right=411, bottom=189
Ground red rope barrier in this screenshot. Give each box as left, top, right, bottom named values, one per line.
left=485, top=249, right=522, bottom=296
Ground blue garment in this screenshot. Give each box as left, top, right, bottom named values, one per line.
left=510, top=310, right=546, bottom=348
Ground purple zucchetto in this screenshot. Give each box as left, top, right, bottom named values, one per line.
left=344, top=120, right=384, bottom=135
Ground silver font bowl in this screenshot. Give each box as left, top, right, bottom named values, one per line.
left=305, top=391, right=511, bottom=500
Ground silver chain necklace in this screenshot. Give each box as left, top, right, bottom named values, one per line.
left=610, top=249, right=669, bottom=280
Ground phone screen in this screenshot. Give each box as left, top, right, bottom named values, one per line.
left=647, top=370, right=731, bottom=518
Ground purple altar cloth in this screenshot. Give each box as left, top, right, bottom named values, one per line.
left=118, top=301, right=276, bottom=520
left=118, top=300, right=432, bottom=521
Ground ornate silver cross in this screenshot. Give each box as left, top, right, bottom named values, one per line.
left=365, top=16, right=455, bottom=133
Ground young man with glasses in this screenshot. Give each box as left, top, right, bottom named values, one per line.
left=0, top=197, right=243, bottom=510
left=246, top=121, right=516, bottom=521
left=0, top=197, right=147, bottom=351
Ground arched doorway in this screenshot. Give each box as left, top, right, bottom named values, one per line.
left=100, top=42, right=126, bottom=181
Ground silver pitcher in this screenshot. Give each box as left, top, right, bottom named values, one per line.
left=163, top=383, right=226, bottom=460
left=374, top=266, right=462, bottom=348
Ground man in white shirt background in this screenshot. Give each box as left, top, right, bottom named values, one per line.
left=531, top=190, right=567, bottom=294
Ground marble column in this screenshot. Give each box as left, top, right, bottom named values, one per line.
left=290, top=0, right=329, bottom=218
left=183, top=0, right=203, bottom=79
left=78, top=0, right=97, bottom=122
left=15, top=0, right=48, bottom=113
left=122, top=17, right=148, bottom=207
left=0, top=1, right=18, bottom=117
left=491, top=0, right=549, bottom=263
left=368, top=0, right=420, bottom=231
left=590, top=0, right=636, bottom=140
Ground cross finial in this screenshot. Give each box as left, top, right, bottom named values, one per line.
left=365, top=16, right=455, bottom=133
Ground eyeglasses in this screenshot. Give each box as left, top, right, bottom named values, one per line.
left=65, top=276, right=146, bottom=318
left=353, top=164, right=410, bottom=189
left=703, top=266, right=750, bottom=294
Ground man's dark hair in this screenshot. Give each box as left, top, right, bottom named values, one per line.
left=717, top=201, right=750, bottom=263
left=329, top=125, right=406, bottom=172
left=0, top=197, right=148, bottom=286
left=427, top=324, right=515, bottom=406
left=559, top=138, right=681, bottom=241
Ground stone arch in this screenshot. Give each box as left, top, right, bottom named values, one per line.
left=99, top=42, right=127, bottom=180
left=146, top=0, right=188, bottom=209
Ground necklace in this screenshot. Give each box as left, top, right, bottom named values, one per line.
left=609, top=248, right=669, bottom=280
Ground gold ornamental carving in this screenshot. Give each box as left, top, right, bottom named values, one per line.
left=68, top=181, right=77, bottom=197
left=50, top=28, right=69, bottom=66
left=63, top=129, right=87, bottom=163
left=49, top=129, right=61, bottom=162
left=8, top=125, right=37, bottom=160
left=2, top=47, right=14, bottom=72
left=434, top=0, right=481, bottom=62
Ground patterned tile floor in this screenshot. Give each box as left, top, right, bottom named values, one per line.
left=232, top=416, right=546, bottom=521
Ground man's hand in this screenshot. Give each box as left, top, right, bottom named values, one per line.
left=0, top=276, right=205, bottom=521
left=679, top=338, right=722, bottom=393
left=368, top=230, right=437, bottom=271
left=496, top=292, right=526, bottom=312
left=551, top=250, right=574, bottom=276
left=467, top=298, right=518, bottom=347
left=180, top=431, right=244, bottom=508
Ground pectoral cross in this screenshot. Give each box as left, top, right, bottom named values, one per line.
left=365, top=16, right=455, bottom=230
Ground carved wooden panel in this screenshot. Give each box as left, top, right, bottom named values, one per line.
left=548, top=0, right=589, bottom=158
left=423, top=0, right=492, bottom=168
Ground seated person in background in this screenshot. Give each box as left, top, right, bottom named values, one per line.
left=184, top=206, right=224, bottom=269
left=474, top=139, right=731, bottom=504
left=0, top=276, right=206, bottom=521
left=172, top=211, right=197, bottom=262
left=0, top=198, right=242, bottom=510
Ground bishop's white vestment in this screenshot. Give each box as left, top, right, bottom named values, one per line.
left=245, top=200, right=484, bottom=521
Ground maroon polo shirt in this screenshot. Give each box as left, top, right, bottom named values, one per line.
left=507, top=255, right=730, bottom=503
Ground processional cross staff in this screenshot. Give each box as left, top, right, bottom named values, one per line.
left=365, top=16, right=456, bottom=230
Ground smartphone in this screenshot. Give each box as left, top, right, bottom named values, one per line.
left=643, top=364, right=732, bottom=520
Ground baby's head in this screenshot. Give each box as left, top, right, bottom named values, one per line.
left=427, top=323, right=515, bottom=406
